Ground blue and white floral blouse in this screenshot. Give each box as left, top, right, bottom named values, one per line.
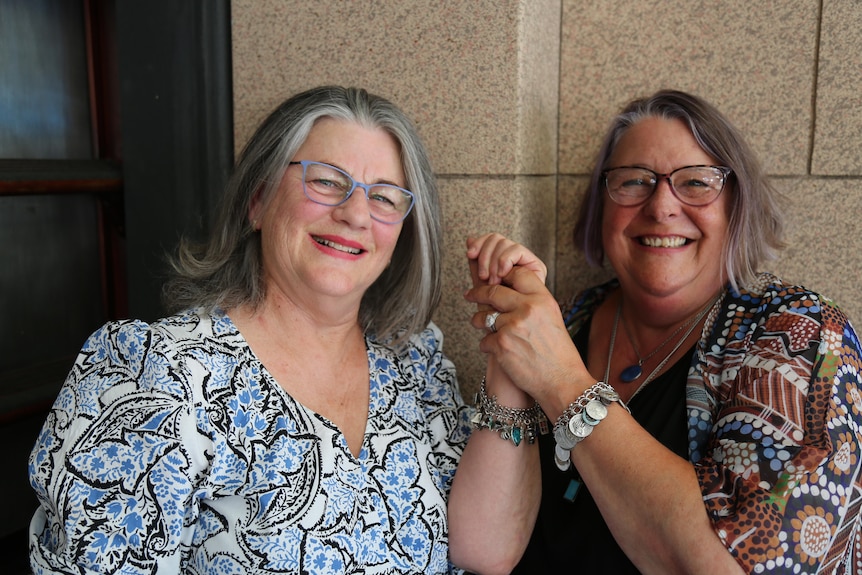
left=28, top=309, right=472, bottom=574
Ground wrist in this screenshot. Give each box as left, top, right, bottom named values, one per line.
left=551, top=381, right=629, bottom=470
left=534, top=373, right=596, bottom=422
left=483, top=360, right=534, bottom=408
left=471, top=377, right=550, bottom=446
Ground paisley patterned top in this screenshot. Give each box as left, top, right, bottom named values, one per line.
left=564, top=273, right=862, bottom=574
left=28, top=309, right=472, bottom=574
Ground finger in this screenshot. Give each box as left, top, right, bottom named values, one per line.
left=465, top=282, right=516, bottom=313
left=466, top=235, right=488, bottom=281
left=476, top=236, right=525, bottom=286
left=485, top=239, right=517, bottom=285
left=468, top=234, right=502, bottom=283
left=465, top=268, right=551, bottom=317
left=466, top=234, right=500, bottom=263
left=492, top=244, right=548, bottom=285
left=483, top=310, right=501, bottom=333
left=500, top=265, right=550, bottom=295
left=469, top=234, right=548, bottom=286
left=465, top=234, right=490, bottom=258
left=468, top=258, right=493, bottom=312
left=470, top=309, right=503, bottom=333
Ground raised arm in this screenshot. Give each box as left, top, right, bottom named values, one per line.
left=458, top=243, right=744, bottom=575
left=447, top=234, right=547, bottom=574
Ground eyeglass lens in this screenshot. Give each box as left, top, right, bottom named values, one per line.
left=301, top=161, right=413, bottom=223
left=605, top=166, right=728, bottom=206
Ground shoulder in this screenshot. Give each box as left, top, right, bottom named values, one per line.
left=408, top=321, right=446, bottom=354
left=372, top=321, right=447, bottom=360
left=66, top=310, right=238, bottom=407
left=723, top=272, right=852, bottom=332
left=80, top=309, right=226, bottom=363
left=562, top=278, right=618, bottom=333
left=709, top=272, right=859, bottom=363
left=370, top=322, right=456, bottom=388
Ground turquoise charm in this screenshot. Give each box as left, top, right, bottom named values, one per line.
left=510, top=426, right=522, bottom=446
left=563, top=478, right=581, bottom=502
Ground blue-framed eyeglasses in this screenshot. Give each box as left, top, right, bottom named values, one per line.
left=602, top=165, right=732, bottom=207
left=288, top=160, right=414, bottom=224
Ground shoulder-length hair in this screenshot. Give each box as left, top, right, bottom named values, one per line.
left=573, top=89, right=786, bottom=292
left=163, top=86, right=442, bottom=346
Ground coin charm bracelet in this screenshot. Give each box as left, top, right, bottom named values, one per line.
left=552, top=381, right=630, bottom=471
left=472, top=376, right=630, bottom=473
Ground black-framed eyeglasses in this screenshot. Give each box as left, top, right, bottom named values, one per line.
left=288, top=160, right=415, bottom=224
left=602, top=165, right=732, bottom=207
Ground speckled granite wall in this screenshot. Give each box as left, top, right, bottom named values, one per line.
left=232, top=0, right=862, bottom=398
left=555, top=0, right=862, bottom=353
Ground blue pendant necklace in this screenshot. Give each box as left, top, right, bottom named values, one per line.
left=564, top=294, right=718, bottom=503
left=613, top=299, right=707, bottom=383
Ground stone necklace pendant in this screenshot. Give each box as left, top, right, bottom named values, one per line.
left=604, top=294, right=721, bottom=407
left=619, top=362, right=643, bottom=383
left=613, top=300, right=704, bottom=384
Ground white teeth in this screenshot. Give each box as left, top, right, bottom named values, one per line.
left=315, top=237, right=361, bottom=254
left=640, top=236, right=687, bottom=248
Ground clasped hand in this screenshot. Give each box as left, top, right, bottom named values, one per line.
left=465, top=233, right=593, bottom=415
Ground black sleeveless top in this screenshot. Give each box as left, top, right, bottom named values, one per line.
left=512, top=315, right=693, bottom=574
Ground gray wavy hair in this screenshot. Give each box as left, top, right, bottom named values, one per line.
left=573, top=89, right=786, bottom=292
left=164, top=86, right=442, bottom=346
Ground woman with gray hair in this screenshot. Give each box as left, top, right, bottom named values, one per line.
left=450, top=89, right=862, bottom=574
left=29, top=86, right=472, bottom=574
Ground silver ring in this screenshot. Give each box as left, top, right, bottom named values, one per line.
left=485, top=311, right=500, bottom=333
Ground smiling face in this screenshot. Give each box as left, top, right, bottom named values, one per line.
left=250, top=117, right=405, bottom=313
left=601, top=116, right=732, bottom=305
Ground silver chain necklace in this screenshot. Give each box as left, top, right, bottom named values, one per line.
left=617, top=302, right=702, bottom=383
left=603, top=295, right=719, bottom=405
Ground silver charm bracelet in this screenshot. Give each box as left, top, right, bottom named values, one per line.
left=471, top=377, right=549, bottom=446
left=552, top=381, right=630, bottom=471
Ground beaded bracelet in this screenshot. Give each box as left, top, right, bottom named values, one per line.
left=471, top=377, right=549, bottom=446
left=552, top=381, right=629, bottom=471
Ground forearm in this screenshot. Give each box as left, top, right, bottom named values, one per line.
left=448, top=361, right=542, bottom=575
left=569, top=409, right=744, bottom=575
